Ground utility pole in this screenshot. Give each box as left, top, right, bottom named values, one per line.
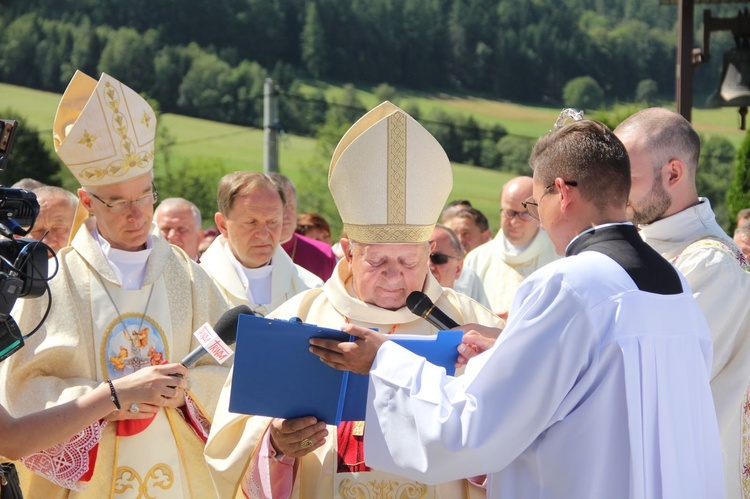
left=676, top=0, right=695, bottom=122
left=263, top=78, right=279, bottom=173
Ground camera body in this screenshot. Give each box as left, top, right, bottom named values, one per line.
left=0, top=119, right=53, bottom=362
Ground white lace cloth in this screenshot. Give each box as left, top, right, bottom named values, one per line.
left=20, top=420, right=107, bottom=491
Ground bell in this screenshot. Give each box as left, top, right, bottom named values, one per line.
left=706, top=48, right=750, bottom=107
left=706, top=48, right=750, bottom=129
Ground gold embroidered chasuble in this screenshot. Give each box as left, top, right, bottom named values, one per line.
left=205, top=260, right=504, bottom=498
left=0, top=219, right=230, bottom=498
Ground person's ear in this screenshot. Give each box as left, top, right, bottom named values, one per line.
left=665, top=159, right=685, bottom=188
left=455, top=259, right=464, bottom=280
left=341, top=238, right=353, bottom=264
left=556, top=178, right=576, bottom=212
left=215, top=212, right=228, bottom=238
left=77, top=188, right=95, bottom=215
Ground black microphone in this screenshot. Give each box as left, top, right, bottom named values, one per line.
left=181, top=305, right=254, bottom=368
left=406, top=291, right=460, bottom=330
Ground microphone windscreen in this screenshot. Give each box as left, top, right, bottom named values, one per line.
left=406, top=291, right=432, bottom=317
left=213, top=305, right=255, bottom=346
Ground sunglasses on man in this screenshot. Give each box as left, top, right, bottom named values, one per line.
left=429, top=253, right=461, bottom=265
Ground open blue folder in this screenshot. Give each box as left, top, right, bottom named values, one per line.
left=228, top=314, right=462, bottom=424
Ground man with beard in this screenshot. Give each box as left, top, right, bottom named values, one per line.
left=615, top=108, right=750, bottom=499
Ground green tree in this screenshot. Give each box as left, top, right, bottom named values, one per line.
left=60, top=18, right=103, bottom=86
left=296, top=116, right=349, bottom=239
left=177, top=52, right=233, bottom=120
left=301, top=2, right=328, bottom=79
left=0, top=108, right=62, bottom=187
left=697, top=135, right=735, bottom=231
left=0, top=13, right=42, bottom=88
left=497, top=135, right=535, bottom=175
left=563, top=76, right=605, bottom=111
left=155, top=158, right=231, bottom=225
left=152, top=44, right=204, bottom=113
left=635, top=79, right=659, bottom=104
left=728, top=130, right=750, bottom=231
left=325, top=84, right=366, bottom=128
left=590, top=103, right=645, bottom=130
left=35, top=19, right=74, bottom=91
left=98, top=27, right=159, bottom=93
left=373, top=83, right=398, bottom=104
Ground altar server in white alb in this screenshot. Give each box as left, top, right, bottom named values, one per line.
left=0, top=71, right=229, bottom=498
left=310, top=118, right=724, bottom=498
left=205, top=101, right=503, bottom=498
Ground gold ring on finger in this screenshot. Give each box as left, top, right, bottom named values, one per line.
left=300, top=438, right=313, bottom=449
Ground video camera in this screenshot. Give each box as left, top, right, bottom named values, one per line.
left=0, top=119, right=54, bottom=362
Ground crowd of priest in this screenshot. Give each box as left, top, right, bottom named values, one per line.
left=0, top=70, right=749, bottom=499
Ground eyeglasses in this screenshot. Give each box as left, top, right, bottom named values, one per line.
left=501, top=209, right=533, bottom=222
left=521, top=181, right=578, bottom=221
left=88, top=190, right=158, bottom=214
left=429, top=252, right=461, bottom=265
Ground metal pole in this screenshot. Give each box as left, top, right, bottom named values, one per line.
left=677, top=0, right=695, bottom=122
left=263, top=78, right=279, bottom=173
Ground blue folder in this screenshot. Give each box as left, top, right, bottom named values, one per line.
left=228, top=314, right=462, bottom=424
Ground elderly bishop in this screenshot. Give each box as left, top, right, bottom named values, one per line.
left=205, top=102, right=503, bottom=498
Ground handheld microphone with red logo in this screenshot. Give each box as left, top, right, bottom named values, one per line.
left=406, top=291, right=460, bottom=330
left=181, top=305, right=254, bottom=368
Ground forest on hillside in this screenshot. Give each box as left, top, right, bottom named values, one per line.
left=1, top=0, right=747, bottom=230
left=1, top=0, right=741, bottom=113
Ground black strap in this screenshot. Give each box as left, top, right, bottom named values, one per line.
left=1, top=462, right=23, bottom=499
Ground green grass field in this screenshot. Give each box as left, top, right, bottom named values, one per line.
left=1, top=80, right=745, bottom=234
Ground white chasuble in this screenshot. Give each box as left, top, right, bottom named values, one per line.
left=205, top=260, right=503, bottom=499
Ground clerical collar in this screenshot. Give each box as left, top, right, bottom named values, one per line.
left=223, top=241, right=273, bottom=282
left=565, top=222, right=633, bottom=256
left=92, top=226, right=154, bottom=290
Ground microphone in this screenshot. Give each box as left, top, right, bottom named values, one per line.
left=406, top=291, right=460, bottom=331
left=181, top=305, right=254, bottom=368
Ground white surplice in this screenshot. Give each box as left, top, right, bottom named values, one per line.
left=365, top=235, right=723, bottom=498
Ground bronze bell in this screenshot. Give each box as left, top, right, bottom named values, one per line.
left=706, top=48, right=750, bottom=129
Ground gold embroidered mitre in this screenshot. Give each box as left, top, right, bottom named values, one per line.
left=328, top=101, right=452, bottom=244
left=53, top=71, right=156, bottom=187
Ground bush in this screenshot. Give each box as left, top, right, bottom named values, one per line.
left=154, top=158, right=232, bottom=225
left=697, top=135, right=735, bottom=231
left=728, top=129, right=750, bottom=231
left=373, top=83, right=398, bottom=104
left=497, top=135, right=536, bottom=175
left=562, top=76, right=604, bottom=111
left=635, top=79, right=659, bottom=104
left=0, top=108, right=62, bottom=187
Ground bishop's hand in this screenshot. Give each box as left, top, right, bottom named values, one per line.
left=309, top=323, right=388, bottom=375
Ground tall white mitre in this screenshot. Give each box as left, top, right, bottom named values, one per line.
left=53, top=70, right=156, bottom=188
left=52, top=70, right=157, bottom=242
left=328, top=101, right=453, bottom=244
